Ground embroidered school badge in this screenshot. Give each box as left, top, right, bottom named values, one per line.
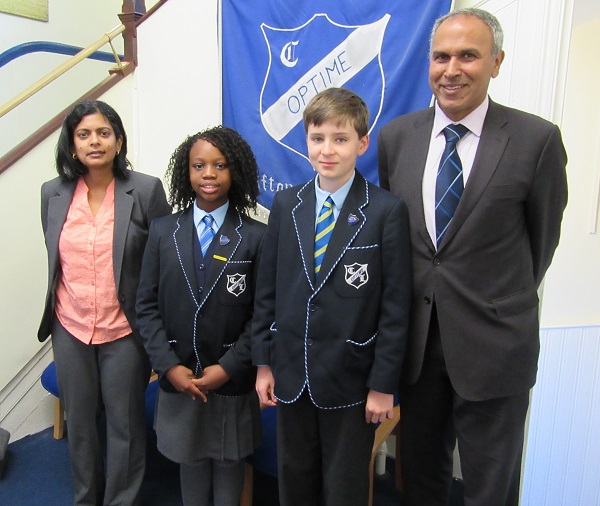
left=344, top=263, right=369, bottom=289
left=226, top=273, right=247, bottom=297
left=347, top=213, right=359, bottom=226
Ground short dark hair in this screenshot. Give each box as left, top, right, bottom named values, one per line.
left=303, top=87, right=369, bottom=138
left=165, top=126, right=260, bottom=213
left=431, top=8, right=504, bottom=57
left=55, top=100, right=130, bottom=181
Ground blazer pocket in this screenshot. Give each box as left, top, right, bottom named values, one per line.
left=492, top=287, right=539, bottom=319
left=218, top=262, right=253, bottom=305
left=333, top=245, right=379, bottom=298
left=343, top=332, right=377, bottom=372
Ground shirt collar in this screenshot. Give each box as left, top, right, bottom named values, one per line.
left=193, top=200, right=229, bottom=231
left=433, top=95, right=489, bottom=138
left=314, top=170, right=355, bottom=212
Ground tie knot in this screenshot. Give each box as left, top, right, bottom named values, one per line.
left=202, top=214, right=214, bottom=228
left=324, top=196, right=334, bottom=209
left=443, top=124, right=469, bottom=145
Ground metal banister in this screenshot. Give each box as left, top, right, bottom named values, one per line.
left=0, top=24, right=126, bottom=119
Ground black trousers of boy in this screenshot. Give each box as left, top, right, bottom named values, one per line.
left=277, top=390, right=376, bottom=506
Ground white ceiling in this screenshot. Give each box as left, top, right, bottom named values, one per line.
left=573, top=0, right=600, bottom=26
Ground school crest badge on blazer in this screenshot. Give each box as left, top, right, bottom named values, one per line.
left=344, top=263, right=369, bottom=289
left=227, top=273, right=247, bottom=297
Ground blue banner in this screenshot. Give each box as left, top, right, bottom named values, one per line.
left=222, top=0, right=451, bottom=209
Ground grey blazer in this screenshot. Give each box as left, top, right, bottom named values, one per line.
left=38, top=171, right=172, bottom=342
left=378, top=100, right=568, bottom=401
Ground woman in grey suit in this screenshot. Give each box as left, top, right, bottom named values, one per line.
left=38, top=101, right=171, bottom=505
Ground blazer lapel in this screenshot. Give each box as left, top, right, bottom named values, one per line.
left=173, top=207, right=197, bottom=300
left=316, top=173, right=367, bottom=285
left=113, top=176, right=134, bottom=291
left=439, top=101, right=509, bottom=249
left=292, top=181, right=318, bottom=288
left=408, top=110, right=436, bottom=252
left=202, top=208, right=243, bottom=295
left=46, top=180, right=76, bottom=277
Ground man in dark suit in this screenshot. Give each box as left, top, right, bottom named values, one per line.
left=377, top=8, right=568, bottom=506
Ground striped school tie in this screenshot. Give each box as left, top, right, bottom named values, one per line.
left=435, top=124, right=469, bottom=245
left=314, top=196, right=335, bottom=276
left=198, top=214, right=216, bottom=256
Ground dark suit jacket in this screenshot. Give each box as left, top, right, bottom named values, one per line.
left=136, top=206, right=266, bottom=396
left=38, top=171, right=172, bottom=342
left=378, top=100, right=568, bottom=401
left=251, top=171, right=412, bottom=408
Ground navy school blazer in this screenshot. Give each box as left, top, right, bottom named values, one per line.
left=251, top=171, right=412, bottom=409
left=136, top=205, right=266, bottom=396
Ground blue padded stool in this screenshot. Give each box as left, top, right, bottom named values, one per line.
left=40, top=361, right=159, bottom=440
left=40, top=361, right=64, bottom=439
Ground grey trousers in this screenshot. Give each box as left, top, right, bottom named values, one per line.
left=52, top=319, right=151, bottom=506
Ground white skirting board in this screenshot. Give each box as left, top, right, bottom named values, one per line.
left=0, top=341, right=55, bottom=442
left=522, top=326, right=600, bottom=506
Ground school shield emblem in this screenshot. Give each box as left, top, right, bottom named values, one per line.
left=260, top=13, right=389, bottom=161
left=344, top=263, right=369, bottom=289
left=226, top=273, right=247, bottom=297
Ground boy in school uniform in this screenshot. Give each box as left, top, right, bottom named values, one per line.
left=252, top=87, right=412, bottom=505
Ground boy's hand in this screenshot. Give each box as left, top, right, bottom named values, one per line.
left=365, top=390, right=394, bottom=424
left=165, top=364, right=208, bottom=402
left=256, top=365, right=277, bottom=407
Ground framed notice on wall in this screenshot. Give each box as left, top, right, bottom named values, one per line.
left=0, top=0, right=48, bottom=21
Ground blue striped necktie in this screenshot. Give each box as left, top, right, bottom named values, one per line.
left=198, top=214, right=216, bottom=256
left=435, top=124, right=469, bottom=245
left=314, top=196, right=335, bottom=276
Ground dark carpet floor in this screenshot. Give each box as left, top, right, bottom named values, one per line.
left=0, top=427, right=463, bottom=505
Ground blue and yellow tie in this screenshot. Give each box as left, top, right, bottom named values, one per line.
left=314, top=196, right=335, bottom=276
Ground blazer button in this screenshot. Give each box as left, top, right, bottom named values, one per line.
left=424, top=296, right=431, bottom=305
left=307, top=339, right=313, bottom=346
left=433, top=258, right=441, bottom=266
left=198, top=264, right=205, bottom=270
left=198, top=287, right=203, bottom=293
left=309, top=304, right=317, bottom=312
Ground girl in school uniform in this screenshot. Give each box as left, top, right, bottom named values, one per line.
left=136, top=126, right=265, bottom=506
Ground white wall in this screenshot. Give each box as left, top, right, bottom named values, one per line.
left=133, top=0, right=221, bottom=180
left=540, top=15, right=600, bottom=327
left=0, top=0, right=127, bottom=158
